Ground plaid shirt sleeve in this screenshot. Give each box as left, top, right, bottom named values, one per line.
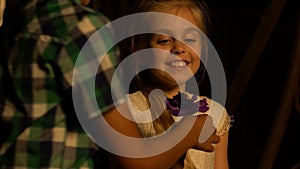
left=0, top=0, right=121, bottom=168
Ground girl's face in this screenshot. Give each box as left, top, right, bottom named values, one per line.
left=141, top=7, right=202, bottom=96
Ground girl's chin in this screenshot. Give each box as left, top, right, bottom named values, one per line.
left=160, top=78, right=190, bottom=90
left=168, top=76, right=193, bottom=85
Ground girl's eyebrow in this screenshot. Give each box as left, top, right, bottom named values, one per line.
left=184, top=27, right=201, bottom=35
left=153, top=27, right=201, bottom=36
left=154, top=28, right=173, bottom=36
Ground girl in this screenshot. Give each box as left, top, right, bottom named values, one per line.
left=123, top=0, right=232, bottom=168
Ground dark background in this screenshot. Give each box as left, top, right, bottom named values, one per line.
left=1, top=0, right=299, bottom=169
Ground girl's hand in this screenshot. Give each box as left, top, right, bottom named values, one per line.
left=188, top=114, right=220, bottom=152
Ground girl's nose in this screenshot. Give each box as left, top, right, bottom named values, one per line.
left=171, top=40, right=186, bottom=54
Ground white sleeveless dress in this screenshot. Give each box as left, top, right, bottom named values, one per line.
left=127, top=91, right=231, bottom=169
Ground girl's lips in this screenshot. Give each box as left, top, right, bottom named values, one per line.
left=166, top=60, right=190, bottom=68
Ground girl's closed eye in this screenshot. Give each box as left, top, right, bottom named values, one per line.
left=155, top=34, right=173, bottom=45
left=183, top=32, right=200, bottom=44
left=183, top=38, right=196, bottom=44
left=158, top=38, right=172, bottom=45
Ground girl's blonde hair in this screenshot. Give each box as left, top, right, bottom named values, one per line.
left=129, top=0, right=211, bottom=135
left=133, top=0, right=211, bottom=35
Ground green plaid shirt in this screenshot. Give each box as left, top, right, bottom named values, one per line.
left=0, top=0, right=120, bottom=168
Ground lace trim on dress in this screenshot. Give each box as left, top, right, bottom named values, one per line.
left=216, top=113, right=234, bottom=136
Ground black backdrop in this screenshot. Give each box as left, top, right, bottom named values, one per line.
left=1, top=0, right=299, bottom=169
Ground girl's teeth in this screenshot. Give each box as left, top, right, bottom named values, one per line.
left=171, top=61, right=186, bottom=67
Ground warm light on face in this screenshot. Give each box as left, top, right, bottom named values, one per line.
left=141, top=7, right=202, bottom=89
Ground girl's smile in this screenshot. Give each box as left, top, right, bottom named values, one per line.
left=166, top=59, right=190, bottom=68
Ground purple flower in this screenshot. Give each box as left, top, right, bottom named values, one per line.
left=166, top=92, right=209, bottom=116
